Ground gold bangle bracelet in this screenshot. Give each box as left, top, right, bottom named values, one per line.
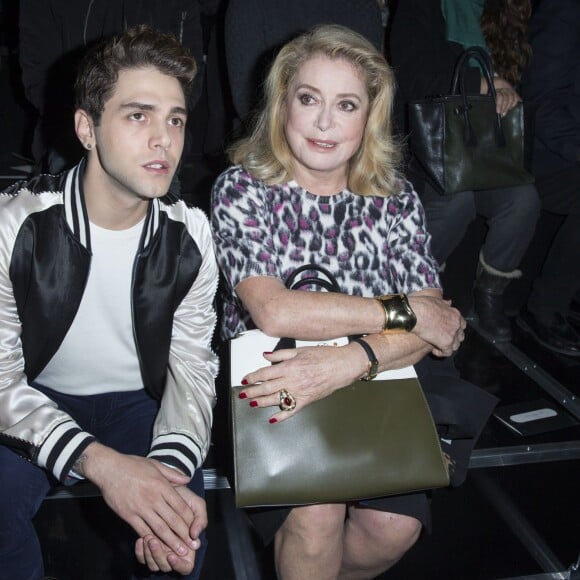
left=375, top=294, right=417, bottom=333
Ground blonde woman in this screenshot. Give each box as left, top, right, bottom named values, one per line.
left=212, top=24, right=496, bottom=579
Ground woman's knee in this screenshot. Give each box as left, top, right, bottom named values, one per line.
left=349, top=509, right=422, bottom=558
left=278, top=503, right=346, bottom=550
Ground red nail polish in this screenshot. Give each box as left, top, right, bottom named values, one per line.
left=269, top=417, right=278, bottom=424
left=238, top=392, right=247, bottom=399
left=263, top=351, right=273, bottom=355
left=241, top=378, right=248, bottom=386
left=249, top=401, right=258, bottom=408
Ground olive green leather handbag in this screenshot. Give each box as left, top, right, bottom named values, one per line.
left=229, top=266, right=449, bottom=508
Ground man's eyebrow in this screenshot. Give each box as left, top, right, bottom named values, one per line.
left=119, top=102, right=188, bottom=115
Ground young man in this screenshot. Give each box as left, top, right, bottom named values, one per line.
left=0, top=26, right=219, bottom=578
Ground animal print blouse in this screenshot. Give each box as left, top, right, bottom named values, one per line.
left=211, top=165, right=441, bottom=340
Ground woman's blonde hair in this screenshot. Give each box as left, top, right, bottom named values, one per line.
left=229, top=24, right=402, bottom=197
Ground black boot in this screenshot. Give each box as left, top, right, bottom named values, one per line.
left=473, top=256, right=519, bottom=341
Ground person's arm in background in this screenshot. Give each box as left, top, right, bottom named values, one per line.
left=521, top=0, right=580, bottom=164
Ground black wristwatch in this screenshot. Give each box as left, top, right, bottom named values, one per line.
left=352, top=337, right=379, bottom=381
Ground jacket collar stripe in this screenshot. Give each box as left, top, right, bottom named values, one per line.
left=63, top=160, right=162, bottom=251
left=64, top=161, right=91, bottom=250
left=139, top=198, right=160, bottom=251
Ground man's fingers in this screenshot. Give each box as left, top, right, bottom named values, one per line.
left=152, top=461, right=191, bottom=485
left=189, top=511, right=208, bottom=543
left=143, top=537, right=164, bottom=572
left=137, top=534, right=196, bottom=575
left=175, top=487, right=208, bottom=544
left=129, top=516, right=154, bottom=543
left=145, top=536, right=174, bottom=573
left=127, top=493, right=194, bottom=555
left=145, top=506, right=192, bottom=557
left=166, top=550, right=196, bottom=576
left=135, top=537, right=146, bottom=565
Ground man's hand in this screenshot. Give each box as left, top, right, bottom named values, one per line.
left=408, top=293, right=466, bottom=356
left=79, top=443, right=197, bottom=559
left=135, top=486, right=207, bottom=574
left=136, top=535, right=197, bottom=575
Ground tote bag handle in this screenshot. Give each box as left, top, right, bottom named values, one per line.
left=284, top=264, right=341, bottom=293
left=275, top=265, right=352, bottom=351
left=450, top=46, right=505, bottom=147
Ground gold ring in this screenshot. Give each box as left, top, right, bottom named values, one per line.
left=279, top=390, right=297, bottom=412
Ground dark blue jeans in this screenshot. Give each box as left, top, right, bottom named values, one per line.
left=421, top=182, right=541, bottom=272
left=0, top=386, right=207, bottom=580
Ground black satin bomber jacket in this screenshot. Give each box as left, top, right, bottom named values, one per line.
left=0, top=161, right=219, bottom=483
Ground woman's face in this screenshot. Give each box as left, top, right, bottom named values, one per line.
left=284, top=53, right=369, bottom=194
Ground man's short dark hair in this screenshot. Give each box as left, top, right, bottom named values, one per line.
left=75, top=25, right=197, bottom=125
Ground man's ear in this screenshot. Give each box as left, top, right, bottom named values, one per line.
left=75, top=109, right=95, bottom=150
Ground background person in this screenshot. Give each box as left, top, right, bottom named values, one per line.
left=515, top=0, right=580, bottom=357
left=389, top=0, right=540, bottom=341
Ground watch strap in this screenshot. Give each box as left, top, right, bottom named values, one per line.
left=351, top=337, right=379, bottom=381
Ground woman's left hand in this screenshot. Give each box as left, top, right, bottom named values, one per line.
left=238, top=345, right=363, bottom=424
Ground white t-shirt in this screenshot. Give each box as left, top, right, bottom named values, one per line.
left=37, top=219, right=145, bottom=395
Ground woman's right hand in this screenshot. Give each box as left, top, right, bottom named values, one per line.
left=237, top=343, right=368, bottom=424
left=407, top=294, right=466, bottom=357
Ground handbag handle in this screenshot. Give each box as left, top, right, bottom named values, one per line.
left=450, top=46, right=505, bottom=148
left=273, top=265, right=350, bottom=352
left=284, top=264, right=342, bottom=293
left=451, top=46, right=496, bottom=99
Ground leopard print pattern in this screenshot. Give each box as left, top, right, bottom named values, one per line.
left=211, top=166, right=441, bottom=339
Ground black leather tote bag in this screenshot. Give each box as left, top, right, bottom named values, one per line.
left=408, top=46, right=535, bottom=194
